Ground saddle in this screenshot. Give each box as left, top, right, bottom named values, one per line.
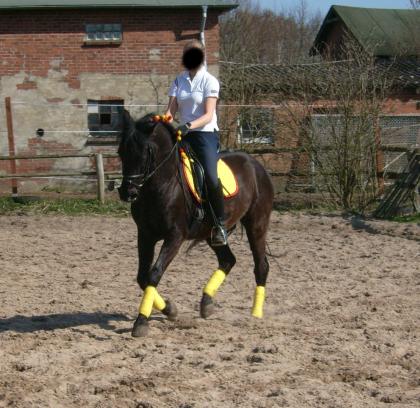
left=179, top=146, right=239, bottom=204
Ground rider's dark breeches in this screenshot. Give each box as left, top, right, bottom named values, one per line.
left=184, top=130, right=225, bottom=221
left=184, top=130, right=220, bottom=191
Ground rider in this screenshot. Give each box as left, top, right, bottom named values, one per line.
left=164, top=39, right=227, bottom=247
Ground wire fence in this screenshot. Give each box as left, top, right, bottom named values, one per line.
left=1, top=98, right=419, bottom=199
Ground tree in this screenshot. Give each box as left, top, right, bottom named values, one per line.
left=274, top=37, right=394, bottom=213
left=219, top=0, right=322, bottom=65
left=409, top=0, right=419, bottom=9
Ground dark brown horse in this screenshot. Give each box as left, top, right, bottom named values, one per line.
left=118, top=112, right=274, bottom=337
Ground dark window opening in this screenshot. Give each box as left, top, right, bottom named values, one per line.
left=87, top=99, right=124, bottom=140
left=100, top=113, right=112, bottom=125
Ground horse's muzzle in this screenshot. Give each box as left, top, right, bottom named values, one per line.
left=118, top=183, right=139, bottom=203
left=128, top=184, right=139, bottom=201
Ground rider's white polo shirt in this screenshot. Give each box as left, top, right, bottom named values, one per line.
left=169, top=66, right=220, bottom=132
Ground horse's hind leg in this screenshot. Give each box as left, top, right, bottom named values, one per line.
left=242, top=210, right=270, bottom=318
left=200, top=242, right=236, bottom=318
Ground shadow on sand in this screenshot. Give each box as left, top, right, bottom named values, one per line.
left=349, top=215, right=381, bottom=235
left=0, top=312, right=131, bottom=333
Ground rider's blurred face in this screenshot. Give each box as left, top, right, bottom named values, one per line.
left=182, top=47, right=204, bottom=71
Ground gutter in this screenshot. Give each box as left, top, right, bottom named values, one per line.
left=0, top=4, right=237, bottom=11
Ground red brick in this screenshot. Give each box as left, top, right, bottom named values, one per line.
left=0, top=8, right=221, bottom=87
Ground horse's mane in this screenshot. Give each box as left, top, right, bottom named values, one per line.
left=119, top=111, right=177, bottom=156
left=134, top=113, right=176, bottom=142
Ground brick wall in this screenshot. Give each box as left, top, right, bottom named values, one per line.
left=0, top=7, right=223, bottom=194
left=0, top=8, right=220, bottom=89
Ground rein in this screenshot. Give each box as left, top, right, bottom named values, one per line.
left=123, top=141, right=179, bottom=191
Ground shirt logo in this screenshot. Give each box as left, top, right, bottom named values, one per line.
left=211, top=90, right=218, bottom=94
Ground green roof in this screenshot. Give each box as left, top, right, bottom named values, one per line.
left=312, top=5, right=420, bottom=57
left=0, top=1, right=238, bottom=10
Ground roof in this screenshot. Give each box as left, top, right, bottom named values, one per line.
left=220, top=59, right=420, bottom=97
left=311, top=5, right=420, bottom=57
left=0, top=1, right=238, bottom=10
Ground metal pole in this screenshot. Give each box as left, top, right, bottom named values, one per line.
left=95, top=153, right=105, bottom=204
left=5, top=97, right=18, bottom=196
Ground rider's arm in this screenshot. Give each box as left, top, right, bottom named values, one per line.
left=188, top=75, right=219, bottom=130
left=165, top=96, right=178, bottom=123
left=188, top=97, right=217, bottom=130
left=165, top=77, right=180, bottom=123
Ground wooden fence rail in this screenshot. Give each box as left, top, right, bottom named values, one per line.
left=0, top=145, right=414, bottom=162
left=0, top=147, right=415, bottom=202
left=2, top=95, right=418, bottom=203
left=0, top=153, right=119, bottom=160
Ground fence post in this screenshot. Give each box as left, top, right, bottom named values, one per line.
left=95, top=153, right=105, bottom=204
left=5, top=97, right=18, bottom=196
left=375, top=120, right=384, bottom=194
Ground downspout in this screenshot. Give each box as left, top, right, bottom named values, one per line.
left=200, top=5, right=208, bottom=67
left=200, top=5, right=208, bottom=46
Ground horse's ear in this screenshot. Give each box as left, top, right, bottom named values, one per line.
left=135, top=113, right=157, bottom=135
left=122, top=109, right=135, bottom=136
left=122, top=109, right=133, bottom=126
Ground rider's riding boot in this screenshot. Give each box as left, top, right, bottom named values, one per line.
left=208, top=180, right=228, bottom=247
left=212, top=217, right=228, bottom=247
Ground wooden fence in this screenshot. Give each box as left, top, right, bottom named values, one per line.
left=0, top=145, right=412, bottom=203
left=1, top=96, right=417, bottom=203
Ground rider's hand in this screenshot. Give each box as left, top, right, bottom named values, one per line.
left=176, top=123, right=191, bottom=137
left=164, top=111, right=174, bottom=123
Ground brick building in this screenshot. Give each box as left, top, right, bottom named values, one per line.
left=221, top=6, right=420, bottom=194
left=311, top=6, right=419, bottom=181
left=310, top=5, right=419, bottom=115
left=0, top=0, right=236, bottom=194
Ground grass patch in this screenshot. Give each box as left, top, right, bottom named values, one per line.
left=389, top=213, right=420, bottom=223
left=0, top=197, right=130, bottom=217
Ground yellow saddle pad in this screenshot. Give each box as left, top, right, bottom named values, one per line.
left=180, top=149, right=239, bottom=203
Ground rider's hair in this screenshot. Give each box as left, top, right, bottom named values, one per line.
left=182, top=40, right=205, bottom=70
left=183, top=39, right=205, bottom=53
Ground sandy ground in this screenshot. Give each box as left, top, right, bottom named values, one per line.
left=0, top=212, right=419, bottom=408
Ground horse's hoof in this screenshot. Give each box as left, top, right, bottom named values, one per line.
left=162, top=300, right=178, bottom=322
left=200, top=293, right=215, bottom=319
left=131, top=315, right=149, bottom=337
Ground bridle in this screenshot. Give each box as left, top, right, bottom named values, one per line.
left=122, top=141, right=179, bottom=192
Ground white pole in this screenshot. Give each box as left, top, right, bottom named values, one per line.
left=95, top=153, right=105, bottom=204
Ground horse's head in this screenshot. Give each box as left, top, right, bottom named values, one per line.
left=117, top=110, right=175, bottom=202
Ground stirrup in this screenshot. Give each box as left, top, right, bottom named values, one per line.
left=211, top=225, right=228, bottom=247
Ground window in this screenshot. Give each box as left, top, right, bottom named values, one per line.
left=237, top=108, right=274, bottom=145
left=87, top=99, right=124, bottom=140
left=84, top=24, right=122, bottom=44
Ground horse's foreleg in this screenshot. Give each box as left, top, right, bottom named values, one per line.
left=200, top=243, right=236, bottom=318
left=136, top=232, right=169, bottom=315
left=132, top=234, right=183, bottom=337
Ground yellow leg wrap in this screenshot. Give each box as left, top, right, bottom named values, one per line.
left=153, top=291, right=166, bottom=312
left=203, top=269, right=226, bottom=298
left=139, top=286, right=157, bottom=318
left=251, top=286, right=266, bottom=319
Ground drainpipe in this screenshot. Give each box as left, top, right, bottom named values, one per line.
left=201, top=5, right=208, bottom=68
left=200, top=5, right=208, bottom=46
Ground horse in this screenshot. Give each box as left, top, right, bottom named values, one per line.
left=117, top=111, right=274, bottom=337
